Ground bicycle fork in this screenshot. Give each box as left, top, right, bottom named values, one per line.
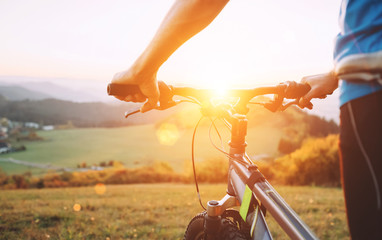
left=203, top=195, right=240, bottom=238
left=204, top=166, right=273, bottom=240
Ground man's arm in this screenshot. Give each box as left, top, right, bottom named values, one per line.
left=112, top=0, right=230, bottom=111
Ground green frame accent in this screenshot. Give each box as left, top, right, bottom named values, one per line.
left=239, top=184, right=252, bottom=221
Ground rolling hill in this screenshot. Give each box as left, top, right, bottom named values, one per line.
left=0, top=86, right=52, bottom=101
left=0, top=81, right=102, bottom=102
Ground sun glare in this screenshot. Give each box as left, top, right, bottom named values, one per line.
left=94, top=183, right=106, bottom=195
left=212, top=87, right=228, bottom=98
left=156, top=123, right=180, bottom=146
left=73, top=203, right=81, bottom=212
left=195, top=70, right=231, bottom=97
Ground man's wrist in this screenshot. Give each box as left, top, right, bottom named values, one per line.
left=131, top=55, right=159, bottom=84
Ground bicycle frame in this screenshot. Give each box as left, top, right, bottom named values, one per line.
left=106, top=81, right=317, bottom=239
left=205, top=113, right=318, bottom=240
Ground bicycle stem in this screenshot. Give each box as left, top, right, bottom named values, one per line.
left=228, top=113, right=248, bottom=155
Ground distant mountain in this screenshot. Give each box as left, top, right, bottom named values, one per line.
left=21, top=81, right=101, bottom=102
left=0, top=86, right=53, bottom=101
left=0, top=76, right=106, bottom=102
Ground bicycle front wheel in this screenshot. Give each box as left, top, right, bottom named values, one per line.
left=183, top=212, right=248, bottom=240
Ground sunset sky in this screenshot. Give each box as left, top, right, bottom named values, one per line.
left=0, top=0, right=342, bottom=119
left=0, top=0, right=342, bottom=84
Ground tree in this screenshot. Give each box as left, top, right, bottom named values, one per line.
left=274, top=135, right=340, bottom=186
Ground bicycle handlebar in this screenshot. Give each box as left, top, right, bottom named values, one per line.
left=107, top=81, right=311, bottom=115
left=108, top=81, right=309, bottom=100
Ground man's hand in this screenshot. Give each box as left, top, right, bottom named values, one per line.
left=299, top=71, right=339, bottom=109
left=111, top=66, right=159, bottom=113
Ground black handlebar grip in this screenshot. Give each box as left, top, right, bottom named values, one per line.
left=107, top=83, right=143, bottom=96
left=107, top=81, right=174, bottom=105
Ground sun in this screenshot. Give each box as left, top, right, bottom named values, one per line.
left=212, top=86, right=228, bottom=98
left=196, top=71, right=231, bottom=96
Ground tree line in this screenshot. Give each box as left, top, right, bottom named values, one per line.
left=0, top=95, right=166, bottom=127
left=0, top=134, right=340, bottom=190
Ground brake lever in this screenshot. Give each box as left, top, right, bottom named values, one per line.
left=124, top=100, right=180, bottom=118
left=263, top=97, right=312, bottom=112
left=278, top=98, right=313, bottom=111
left=278, top=99, right=299, bottom=111
left=263, top=94, right=284, bottom=112
left=125, top=108, right=141, bottom=118
left=264, top=81, right=313, bottom=112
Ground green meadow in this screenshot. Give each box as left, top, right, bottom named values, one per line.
left=0, top=125, right=281, bottom=175
left=0, top=184, right=349, bottom=240
left=0, top=119, right=348, bottom=239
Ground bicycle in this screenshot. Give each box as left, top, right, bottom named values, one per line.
left=107, top=81, right=318, bottom=240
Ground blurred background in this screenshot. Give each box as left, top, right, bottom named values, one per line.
left=0, top=1, right=349, bottom=239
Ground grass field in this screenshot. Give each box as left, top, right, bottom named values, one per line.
left=0, top=125, right=282, bottom=175
left=0, top=183, right=349, bottom=240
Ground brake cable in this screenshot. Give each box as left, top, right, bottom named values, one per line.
left=222, top=118, right=232, bottom=130
left=208, top=117, right=230, bottom=157
left=183, top=96, right=201, bottom=105
left=191, top=116, right=206, bottom=210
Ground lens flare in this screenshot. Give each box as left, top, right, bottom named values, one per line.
left=94, top=183, right=106, bottom=195
left=73, top=203, right=81, bottom=212
left=156, top=123, right=180, bottom=146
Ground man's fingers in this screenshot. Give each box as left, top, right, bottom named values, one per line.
left=140, top=100, right=158, bottom=113
left=115, top=95, right=126, bottom=101
left=139, top=81, right=160, bottom=112
left=299, top=96, right=313, bottom=109
left=134, top=93, right=147, bottom=102
left=124, top=95, right=134, bottom=101
left=305, top=101, right=313, bottom=110
left=114, top=95, right=144, bottom=102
